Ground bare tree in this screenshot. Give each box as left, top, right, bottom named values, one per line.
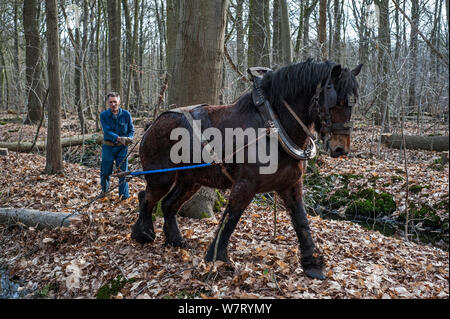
left=374, top=0, right=391, bottom=128
left=23, top=0, right=44, bottom=124
left=44, top=0, right=63, bottom=174
left=107, top=0, right=122, bottom=96
left=279, top=0, right=292, bottom=64
left=248, top=0, right=270, bottom=67
left=408, top=0, right=420, bottom=112
left=318, top=0, right=328, bottom=60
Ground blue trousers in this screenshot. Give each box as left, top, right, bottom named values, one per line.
left=100, top=144, right=129, bottom=198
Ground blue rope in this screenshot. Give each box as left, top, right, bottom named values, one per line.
left=129, top=162, right=213, bottom=176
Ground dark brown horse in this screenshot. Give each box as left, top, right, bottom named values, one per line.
left=132, top=59, right=362, bottom=279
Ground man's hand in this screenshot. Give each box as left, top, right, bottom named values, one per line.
left=117, top=137, right=133, bottom=146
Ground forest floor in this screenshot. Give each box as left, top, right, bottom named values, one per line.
left=0, top=111, right=448, bottom=299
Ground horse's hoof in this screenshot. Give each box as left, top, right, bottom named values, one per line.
left=205, top=249, right=229, bottom=263
left=131, top=229, right=155, bottom=244
left=304, top=268, right=326, bottom=280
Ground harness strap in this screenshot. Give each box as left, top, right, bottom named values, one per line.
left=168, top=104, right=235, bottom=184
left=282, top=99, right=317, bottom=141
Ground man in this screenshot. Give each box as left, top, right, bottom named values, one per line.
left=100, top=92, right=135, bottom=200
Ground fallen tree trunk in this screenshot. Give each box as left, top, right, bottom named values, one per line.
left=0, top=207, right=81, bottom=229
left=381, top=134, right=449, bottom=151
left=0, top=133, right=103, bottom=152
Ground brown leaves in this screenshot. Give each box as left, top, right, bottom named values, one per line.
left=0, top=118, right=449, bottom=299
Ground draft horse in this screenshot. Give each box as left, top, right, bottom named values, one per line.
left=132, top=59, right=362, bottom=279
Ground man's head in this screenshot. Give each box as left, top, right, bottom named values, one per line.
left=106, top=92, right=121, bottom=114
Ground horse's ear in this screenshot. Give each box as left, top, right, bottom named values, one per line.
left=331, top=65, right=342, bottom=80
left=351, top=64, right=363, bottom=76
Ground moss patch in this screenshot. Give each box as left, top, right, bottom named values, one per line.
left=409, top=184, right=423, bottom=194
left=214, top=190, right=227, bottom=212
left=400, top=203, right=443, bottom=228
left=345, top=188, right=396, bottom=217
left=96, top=276, right=135, bottom=299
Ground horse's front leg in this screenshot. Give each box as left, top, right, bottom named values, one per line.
left=161, top=182, right=200, bottom=247
left=205, top=179, right=255, bottom=262
left=278, top=182, right=325, bottom=280
left=132, top=190, right=157, bottom=243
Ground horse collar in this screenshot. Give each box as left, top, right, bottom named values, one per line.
left=248, top=67, right=317, bottom=161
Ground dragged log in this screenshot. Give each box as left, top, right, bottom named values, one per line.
left=381, top=134, right=449, bottom=151
left=0, top=207, right=80, bottom=229
left=0, top=134, right=103, bottom=152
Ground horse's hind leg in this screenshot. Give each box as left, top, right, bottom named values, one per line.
left=205, top=179, right=255, bottom=262
left=278, top=182, right=325, bottom=280
left=161, top=182, right=201, bottom=247
left=131, top=176, right=174, bottom=244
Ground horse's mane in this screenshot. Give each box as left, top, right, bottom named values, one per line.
left=265, top=59, right=336, bottom=105
left=236, top=59, right=337, bottom=113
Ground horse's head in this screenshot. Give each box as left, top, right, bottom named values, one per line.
left=319, top=63, right=362, bottom=158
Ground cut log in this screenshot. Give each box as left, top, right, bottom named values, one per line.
left=442, top=151, right=449, bottom=164
left=0, top=207, right=80, bottom=229
left=381, top=134, right=449, bottom=151
left=0, top=148, right=8, bottom=156
left=0, top=133, right=103, bottom=152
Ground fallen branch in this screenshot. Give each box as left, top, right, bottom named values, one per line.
left=0, top=207, right=80, bottom=229
left=381, top=134, right=449, bottom=151
left=0, top=133, right=103, bottom=152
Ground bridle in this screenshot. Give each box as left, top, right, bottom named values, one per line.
left=313, top=79, right=356, bottom=139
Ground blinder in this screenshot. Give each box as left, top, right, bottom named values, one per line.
left=319, top=89, right=356, bottom=137
left=330, top=121, right=353, bottom=135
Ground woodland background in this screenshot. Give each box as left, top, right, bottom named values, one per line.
left=0, top=0, right=448, bottom=299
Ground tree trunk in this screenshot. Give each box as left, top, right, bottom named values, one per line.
left=272, top=0, right=281, bottom=66
left=95, top=0, right=101, bottom=131
left=318, top=0, right=327, bottom=60
left=166, top=0, right=179, bottom=106
left=169, top=0, right=229, bottom=219
left=279, top=0, right=292, bottom=64
left=23, top=0, right=44, bottom=125
left=381, top=134, right=449, bottom=152
left=408, top=0, right=419, bottom=114
left=44, top=0, right=63, bottom=174
left=0, top=133, right=103, bottom=152
left=14, top=0, right=21, bottom=110
left=374, top=0, right=391, bottom=128
left=0, top=208, right=78, bottom=230
left=74, top=27, right=86, bottom=135
left=235, top=0, right=246, bottom=94
left=248, top=0, right=270, bottom=67
left=332, top=0, right=342, bottom=63
left=170, top=0, right=228, bottom=107
left=107, top=0, right=122, bottom=96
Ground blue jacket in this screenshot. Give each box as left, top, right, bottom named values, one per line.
left=100, top=108, right=135, bottom=144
